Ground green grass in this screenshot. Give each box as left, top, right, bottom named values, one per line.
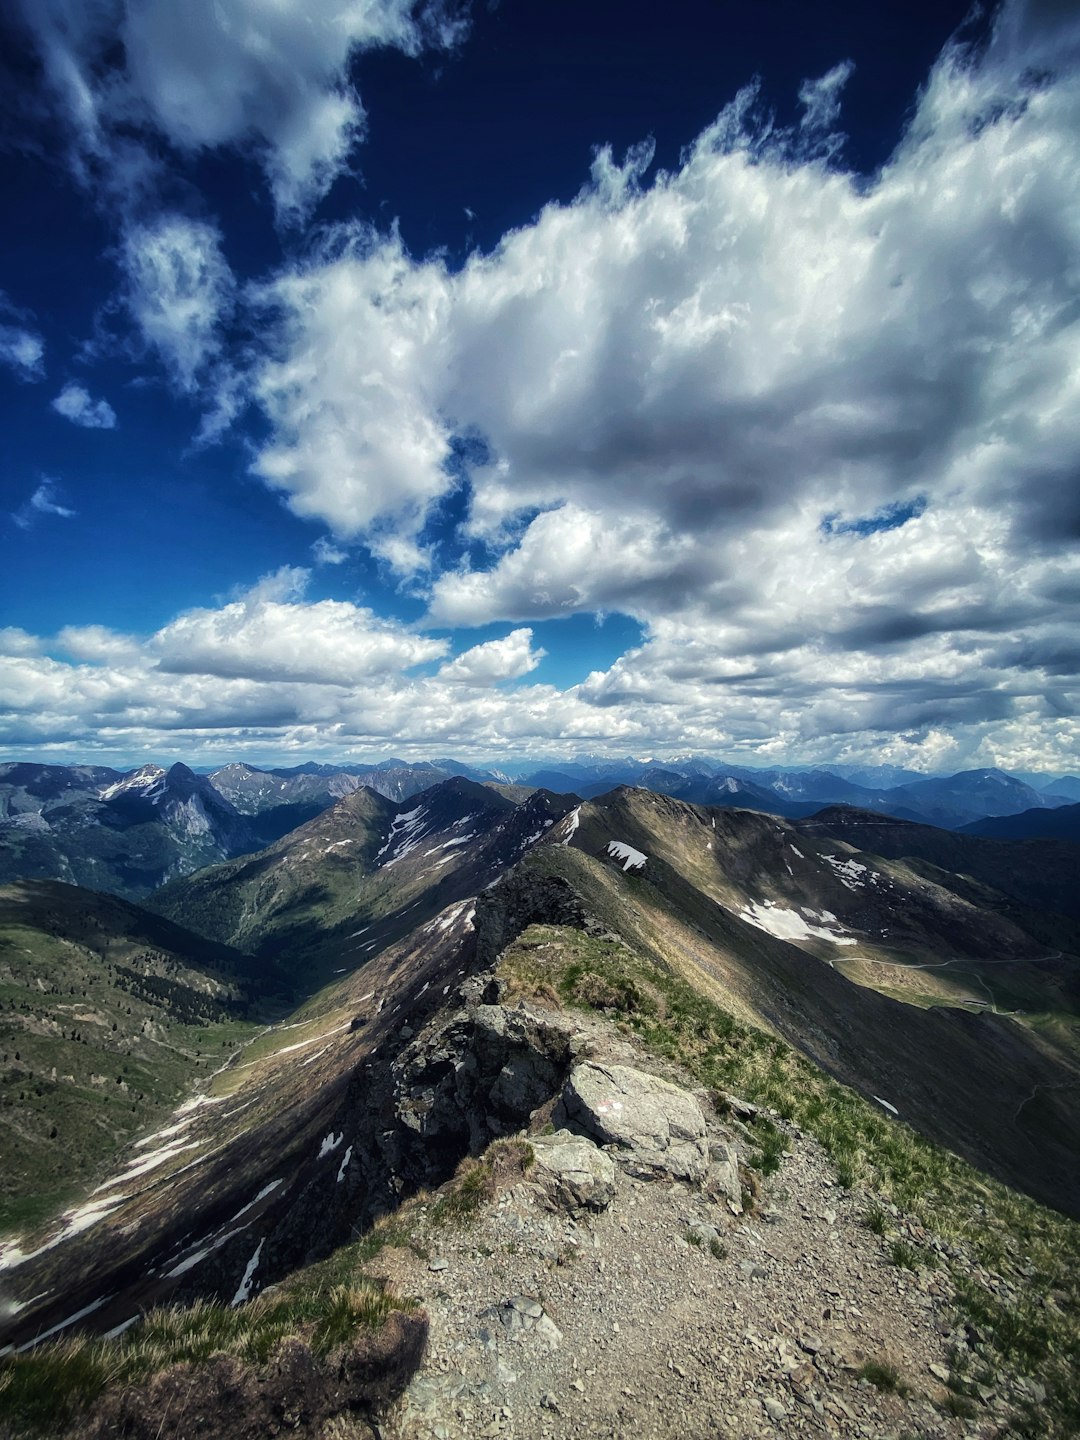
left=0, top=906, right=265, bottom=1234
left=0, top=1249, right=414, bottom=1437
left=858, top=1360, right=906, bottom=1394
left=499, top=915, right=1080, bottom=1438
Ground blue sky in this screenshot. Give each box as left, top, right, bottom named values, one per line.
left=1, top=0, right=1078, bottom=773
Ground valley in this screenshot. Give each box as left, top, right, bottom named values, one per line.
left=0, top=769, right=1077, bottom=1437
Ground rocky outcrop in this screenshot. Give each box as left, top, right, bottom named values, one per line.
left=529, top=1129, right=616, bottom=1212
left=392, top=1002, right=580, bottom=1158
left=559, top=1062, right=709, bottom=1182
left=472, top=869, right=592, bottom=966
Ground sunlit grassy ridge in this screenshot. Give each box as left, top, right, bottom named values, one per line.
left=497, top=856, right=1080, bottom=1438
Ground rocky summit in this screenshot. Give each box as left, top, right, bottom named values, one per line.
left=0, top=774, right=1078, bottom=1438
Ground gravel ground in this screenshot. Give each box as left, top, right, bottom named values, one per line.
left=370, top=1122, right=992, bottom=1440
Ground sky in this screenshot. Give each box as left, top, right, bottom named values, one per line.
left=1, top=0, right=1079, bottom=774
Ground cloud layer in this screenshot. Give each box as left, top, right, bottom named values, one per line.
left=237, top=2, right=1080, bottom=768
left=4, top=0, right=1079, bottom=774
left=16, top=0, right=465, bottom=218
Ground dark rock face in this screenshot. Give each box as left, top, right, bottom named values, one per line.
left=392, top=1003, right=576, bottom=1158
left=473, top=869, right=590, bottom=966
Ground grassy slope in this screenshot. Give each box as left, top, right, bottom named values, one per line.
left=497, top=901, right=1080, bottom=1438
left=0, top=882, right=276, bottom=1233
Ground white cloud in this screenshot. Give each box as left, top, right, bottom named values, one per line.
left=151, top=569, right=447, bottom=685
left=799, top=60, right=855, bottom=136
left=51, top=382, right=117, bottom=429
left=240, top=2, right=1080, bottom=768
left=438, top=628, right=545, bottom=685
left=0, top=325, right=45, bottom=381
left=123, top=215, right=234, bottom=392
left=17, top=0, right=466, bottom=220
left=0, top=628, right=41, bottom=658
left=11, top=479, right=77, bottom=530
left=312, top=536, right=348, bottom=565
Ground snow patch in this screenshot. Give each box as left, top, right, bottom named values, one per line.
left=336, top=1145, right=353, bottom=1183
left=317, top=1132, right=344, bottom=1159
left=559, top=807, right=581, bottom=846
left=739, top=900, right=858, bottom=946
left=231, top=1239, right=265, bottom=1306
left=873, top=1096, right=899, bottom=1116
left=230, top=1180, right=283, bottom=1223
left=606, top=840, right=647, bottom=872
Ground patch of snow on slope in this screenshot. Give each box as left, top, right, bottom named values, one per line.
left=133, top=1118, right=192, bottom=1148
left=336, top=1145, right=353, bottom=1183
left=606, top=840, right=647, bottom=872
left=230, top=1180, right=283, bottom=1223
left=7, top=1296, right=111, bottom=1354
left=0, top=1195, right=129, bottom=1273
left=559, top=807, right=580, bottom=846
left=740, top=900, right=857, bottom=946
left=94, top=1139, right=200, bottom=1190
left=231, top=1239, right=265, bottom=1306
left=377, top=804, right=429, bottom=866
left=790, top=845, right=805, bottom=859
left=318, top=1132, right=344, bottom=1159
left=873, top=1096, right=899, bottom=1116
left=823, top=855, right=880, bottom=890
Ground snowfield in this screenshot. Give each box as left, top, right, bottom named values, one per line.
left=606, top=840, right=647, bottom=872
left=739, top=899, right=857, bottom=946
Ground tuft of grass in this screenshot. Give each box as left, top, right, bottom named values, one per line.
left=858, top=1360, right=907, bottom=1394
left=709, top=1237, right=727, bottom=1261
left=863, top=1203, right=890, bottom=1236
left=889, top=1238, right=934, bottom=1271
left=428, top=1139, right=534, bottom=1229
left=0, top=1263, right=413, bottom=1437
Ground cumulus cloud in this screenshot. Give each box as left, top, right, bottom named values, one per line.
left=239, top=1, right=1080, bottom=767
left=312, top=536, right=348, bottom=565
left=16, top=0, right=466, bottom=219
left=438, top=628, right=545, bottom=685
left=11, top=479, right=77, bottom=530
left=150, top=568, right=447, bottom=685
left=123, top=215, right=234, bottom=393
left=51, top=381, right=117, bottom=429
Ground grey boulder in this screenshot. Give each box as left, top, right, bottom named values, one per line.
left=561, top=1062, right=709, bottom=1182
left=530, top=1128, right=616, bottom=1211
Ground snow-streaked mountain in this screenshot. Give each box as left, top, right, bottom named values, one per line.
left=0, top=762, right=260, bottom=897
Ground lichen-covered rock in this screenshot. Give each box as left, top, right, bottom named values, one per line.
left=530, top=1128, right=616, bottom=1211
left=560, top=1063, right=709, bottom=1182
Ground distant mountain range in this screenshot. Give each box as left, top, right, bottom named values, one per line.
left=2, top=755, right=1078, bottom=903
left=0, top=761, right=259, bottom=897
left=2, top=771, right=1078, bottom=1367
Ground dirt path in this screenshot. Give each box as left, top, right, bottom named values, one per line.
left=371, top=1127, right=988, bottom=1440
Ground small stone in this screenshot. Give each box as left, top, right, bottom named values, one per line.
left=509, top=1296, right=544, bottom=1319
left=429, top=1257, right=449, bottom=1272
left=571, top=1379, right=585, bottom=1393
left=762, top=1396, right=786, bottom=1422
left=799, top=1334, right=822, bottom=1354
left=540, top=1392, right=559, bottom=1411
